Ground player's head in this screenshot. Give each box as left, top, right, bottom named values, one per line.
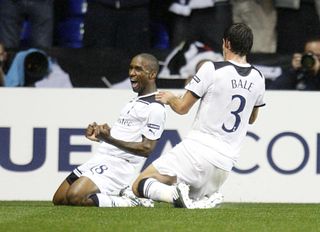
left=223, top=23, right=253, bottom=57
left=129, top=53, right=159, bottom=95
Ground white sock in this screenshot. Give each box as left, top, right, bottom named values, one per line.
left=142, top=178, right=178, bottom=203
left=93, top=193, right=136, bottom=207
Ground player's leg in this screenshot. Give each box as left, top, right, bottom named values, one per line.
left=66, top=176, right=142, bottom=207
left=193, top=192, right=224, bottom=209
left=52, top=180, right=70, bottom=205
left=52, top=172, right=79, bottom=205
left=175, top=164, right=229, bottom=209
left=133, top=141, right=198, bottom=204
left=61, top=153, right=110, bottom=206
left=91, top=192, right=142, bottom=207
left=132, top=164, right=178, bottom=203
left=176, top=185, right=224, bottom=209
left=66, top=176, right=100, bottom=206
left=120, top=186, right=154, bottom=207
left=52, top=154, right=102, bottom=206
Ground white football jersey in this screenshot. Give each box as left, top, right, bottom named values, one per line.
left=97, top=92, right=166, bottom=165
left=185, top=60, right=265, bottom=171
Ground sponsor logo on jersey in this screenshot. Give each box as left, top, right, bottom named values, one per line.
left=117, top=118, right=133, bottom=126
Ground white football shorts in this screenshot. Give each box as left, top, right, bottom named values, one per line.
left=153, top=138, right=229, bottom=200
left=73, top=154, right=143, bottom=195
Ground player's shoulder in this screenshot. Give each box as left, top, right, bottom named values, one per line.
left=214, top=61, right=264, bottom=79
left=209, top=61, right=248, bottom=73
left=138, top=94, right=165, bottom=108
left=211, top=61, right=231, bottom=70
left=251, top=65, right=264, bottom=79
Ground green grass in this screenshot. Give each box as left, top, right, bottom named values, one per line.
left=0, top=201, right=319, bottom=232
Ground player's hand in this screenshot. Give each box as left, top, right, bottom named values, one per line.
left=94, top=123, right=111, bottom=142
left=292, top=53, right=302, bottom=71
left=155, top=91, right=176, bottom=104
left=85, top=122, right=100, bottom=142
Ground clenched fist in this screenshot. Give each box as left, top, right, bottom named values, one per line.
left=94, top=123, right=111, bottom=142
left=85, top=122, right=100, bottom=142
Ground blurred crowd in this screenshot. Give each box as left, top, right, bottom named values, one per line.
left=0, top=0, right=320, bottom=90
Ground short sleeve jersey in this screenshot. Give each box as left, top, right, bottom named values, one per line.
left=97, top=92, right=166, bottom=164
left=185, top=60, right=265, bottom=170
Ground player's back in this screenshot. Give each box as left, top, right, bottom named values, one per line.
left=185, top=60, right=265, bottom=159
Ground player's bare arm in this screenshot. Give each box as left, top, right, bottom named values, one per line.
left=249, top=107, right=259, bottom=124
left=156, top=90, right=198, bottom=115
left=94, top=124, right=157, bottom=157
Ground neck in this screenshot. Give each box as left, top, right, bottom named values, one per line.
left=139, top=84, right=157, bottom=96
left=224, top=52, right=247, bottom=64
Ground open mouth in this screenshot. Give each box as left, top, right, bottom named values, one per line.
left=131, top=80, right=138, bottom=89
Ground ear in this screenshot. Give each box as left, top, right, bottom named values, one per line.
left=149, top=71, right=157, bottom=80
left=224, top=39, right=231, bottom=50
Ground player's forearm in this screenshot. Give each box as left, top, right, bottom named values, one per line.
left=102, top=136, right=153, bottom=157
left=167, top=96, right=189, bottom=115
left=249, top=107, right=259, bottom=124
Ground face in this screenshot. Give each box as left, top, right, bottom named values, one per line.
left=304, top=41, right=320, bottom=60
left=128, top=56, right=153, bottom=95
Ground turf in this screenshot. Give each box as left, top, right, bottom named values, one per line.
left=0, top=201, right=319, bottom=232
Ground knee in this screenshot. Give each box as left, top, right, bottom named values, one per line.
left=66, top=188, right=84, bottom=206
left=52, top=195, right=63, bottom=205
left=132, top=178, right=148, bottom=198
left=52, top=190, right=68, bottom=205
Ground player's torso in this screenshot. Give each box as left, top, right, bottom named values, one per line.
left=111, top=95, right=154, bottom=142
left=98, top=93, right=163, bottom=163
left=192, top=61, right=265, bottom=149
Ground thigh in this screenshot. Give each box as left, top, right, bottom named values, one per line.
left=137, top=164, right=177, bottom=185
left=153, top=140, right=200, bottom=185
left=74, top=154, right=107, bottom=177
left=81, top=156, right=137, bottom=195
left=156, top=139, right=229, bottom=199
left=189, top=165, right=229, bottom=200
left=67, top=176, right=100, bottom=198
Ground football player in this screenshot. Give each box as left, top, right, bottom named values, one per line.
left=132, top=23, right=266, bottom=209
left=52, top=53, right=166, bottom=207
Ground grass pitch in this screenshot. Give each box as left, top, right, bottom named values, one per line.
left=0, top=201, right=319, bottom=232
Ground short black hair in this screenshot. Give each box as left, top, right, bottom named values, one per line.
left=138, top=53, right=159, bottom=75
left=223, top=23, right=253, bottom=56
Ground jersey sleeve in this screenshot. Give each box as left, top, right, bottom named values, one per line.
left=255, top=92, right=265, bottom=107
left=255, top=73, right=266, bottom=107
left=142, top=103, right=166, bottom=140
left=185, top=61, right=215, bottom=98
